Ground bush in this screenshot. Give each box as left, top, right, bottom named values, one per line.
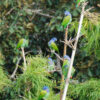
left=0, top=56, right=56, bottom=100
left=68, top=79, right=100, bottom=100
left=0, top=67, right=11, bottom=91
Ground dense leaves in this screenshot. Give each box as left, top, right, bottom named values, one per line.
left=0, top=0, right=100, bottom=100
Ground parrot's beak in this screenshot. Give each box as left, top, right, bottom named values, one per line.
left=78, top=3, right=80, bottom=6
left=70, top=76, right=72, bottom=79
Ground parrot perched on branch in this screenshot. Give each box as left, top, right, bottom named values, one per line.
left=62, top=11, right=72, bottom=29
left=62, top=55, right=75, bottom=79
left=48, top=37, right=59, bottom=53
left=38, top=86, right=49, bottom=100
left=75, top=0, right=86, bottom=7
left=48, top=57, right=55, bottom=71
left=17, top=38, right=28, bottom=49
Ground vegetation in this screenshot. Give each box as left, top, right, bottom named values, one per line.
left=0, top=0, right=100, bottom=100
left=68, top=79, right=100, bottom=100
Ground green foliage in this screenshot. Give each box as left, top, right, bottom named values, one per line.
left=14, top=56, right=53, bottom=99
left=0, top=67, right=11, bottom=92
left=82, top=19, right=100, bottom=60
left=0, top=51, right=5, bottom=66
left=0, top=56, right=56, bottom=100
left=68, top=79, right=100, bottom=100
left=48, top=93, right=72, bottom=100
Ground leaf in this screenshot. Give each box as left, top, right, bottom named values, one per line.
left=9, top=27, right=14, bottom=33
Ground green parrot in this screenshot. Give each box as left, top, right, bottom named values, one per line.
left=38, top=86, right=49, bottom=100
left=62, top=55, right=75, bottom=79
left=48, top=37, right=59, bottom=53
left=62, top=11, right=72, bottom=29
left=17, top=38, right=28, bottom=49
left=75, top=0, right=80, bottom=7
left=48, top=57, right=55, bottom=71
left=75, top=0, right=86, bottom=7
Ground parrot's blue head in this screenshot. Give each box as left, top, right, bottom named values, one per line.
left=64, top=55, right=71, bottom=61
left=48, top=37, right=57, bottom=46
left=51, top=37, right=57, bottom=42
left=48, top=57, right=53, bottom=65
left=64, top=11, right=71, bottom=16
left=43, top=86, right=49, bottom=93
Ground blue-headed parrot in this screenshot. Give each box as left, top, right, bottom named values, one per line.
left=62, top=55, right=75, bottom=79
left=48, top=37, right=59, bottom=53
left=38, top=86, right=49, bottom=100
left=17, top=38, right=28, bottom=49
left=48, top=57, right=55, bottom=71
left=62, top=11, right=72, bottom=29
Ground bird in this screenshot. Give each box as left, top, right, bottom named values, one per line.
left=17, top=38, right=28, bottom=49
left=48, top=57, right=55, bottom=71
left=62, top=55, right=75, bottom=79
left=38, top=86, right=49, bottom=100
left=75, top=0, right=81, bottom=7
left=48, top=37, right=59, bottom=53
left=75, top=0, right=86, bottom=7
left=62, top=11, right=72, bottom=29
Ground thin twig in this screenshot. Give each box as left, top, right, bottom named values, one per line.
left=86, top=6, right=94, bottom=12
left=10, top=51, right=33, bottom=79
left=25, top=9, right=54, bottom=18
left=60, top=34, right=84, bottom=49
left=61, top=2, right=87, bottom=100
left=51, top=50, right=63, bottom=61
left=21, top=47, right=27, bottom=71
left=63, top=27, right=68, bottom=56
left=6, top=8, right=15, bottom=16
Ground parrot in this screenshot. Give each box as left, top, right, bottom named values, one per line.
left=48, top=57, right=55, bottom=71
left=48, top=37, right=59, bottom=53
left=75, top=0, right=81, bottom=7
left=75, top=0, right=86, bottom=7
left=17, top=38, right=28, bottom=49
left=38, top=86, right=49, bottom=100
left=62, top=55, right=75, bottom=79
left=62, top=11, right=72, bottom=29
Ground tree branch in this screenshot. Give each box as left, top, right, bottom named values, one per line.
left=10, top=51, right=33, bottom=79
left=25, top=9, right=54, bottom=18
left=51, top=50, right=63, bottom=61
left=61, top=2, right=87, bottom=100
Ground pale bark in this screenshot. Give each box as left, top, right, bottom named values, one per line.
left=61, top=2, right=87, bottom=100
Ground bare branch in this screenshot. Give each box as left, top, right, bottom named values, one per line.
left=60, top=34, right=84, bottom=49
left=51, top=50, right=63, bottom=61
left=10, top=51, right=33, bottom=79
left=25, top=9, right=54, bottom=18
left=86, top=6, right=94, bottom=12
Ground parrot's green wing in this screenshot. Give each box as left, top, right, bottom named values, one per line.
left=62, top=60, right=70, bottom=79
left=62, top=16, right=72, bottom=28
left=38, top=90, right=47, bottom=100
left=48, top=62, right=55, bottom=71
left=75, top=0, right=87, bottom=7
left=17, top=39, right=28, bottom=49
left=17, top=39, right=24, bottom=49
left=76, top=0, right=80, bottom=4
left=71, top=66, right=75, bottom=77
left=51, top=42, right=59, bottom=53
